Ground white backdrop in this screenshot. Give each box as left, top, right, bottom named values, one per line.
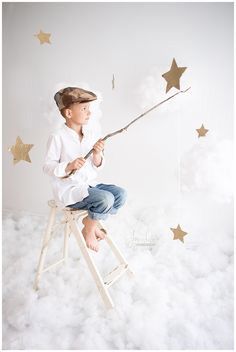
left=2, top=2, right=233, bottom=215
left=2, top=3, right=234, bottom=350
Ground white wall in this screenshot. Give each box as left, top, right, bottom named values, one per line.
left=2, top=2, right=233, bottom=215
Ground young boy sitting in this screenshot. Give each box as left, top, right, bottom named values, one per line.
left=43, top=87, right=127, bottom=252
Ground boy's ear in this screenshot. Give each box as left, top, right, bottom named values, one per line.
left=63, top=108, right=69, bottom=119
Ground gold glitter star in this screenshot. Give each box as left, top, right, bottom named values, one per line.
left=34, top=30, right=51, bottom=44
left=9, top=136, right=34, bottom=164
left=162, top=58, right=187, bottom=93
left=196, top=124, right=209, bottom=138
left=170, top=224, right=188, bottom=243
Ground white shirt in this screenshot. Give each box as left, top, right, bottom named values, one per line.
left=43, top=123, right=105, bottom=206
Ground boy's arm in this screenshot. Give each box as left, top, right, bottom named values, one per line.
left=91, top=149, right=105, bottom=169
left=42, top=134, right=71, bottom=177
left=89, top=131, right=106, bottom=170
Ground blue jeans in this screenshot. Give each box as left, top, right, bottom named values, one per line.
left=66, top=183, right=127, bottom=220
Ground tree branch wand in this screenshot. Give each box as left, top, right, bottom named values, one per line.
left=61, top=86, right=191, bottom=179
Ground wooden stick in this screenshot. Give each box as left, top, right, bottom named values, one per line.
left=61, top=87, right=191, bottom=179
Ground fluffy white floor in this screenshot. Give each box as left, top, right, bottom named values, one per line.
left=2, top=191, right=233, bottom=349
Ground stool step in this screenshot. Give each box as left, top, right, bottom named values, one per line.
left=103, top=263, right=129, bottom=288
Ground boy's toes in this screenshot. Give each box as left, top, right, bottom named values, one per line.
left=88, top=239, right=99, bottom=252
left=90, top=243, right=99, bottom=252
left=95, top=227, right=106, bottom=240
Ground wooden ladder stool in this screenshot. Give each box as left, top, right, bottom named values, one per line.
left=33, top=199, right=135, bottom=309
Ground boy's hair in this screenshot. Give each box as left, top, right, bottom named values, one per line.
left=60, top=105, right=72, bottom=119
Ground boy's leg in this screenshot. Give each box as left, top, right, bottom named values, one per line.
left=67, top=187, right=116, bottom=251
left=94, top=184, right=127, bottom=215
left=68, top=186, right=115, bottom=220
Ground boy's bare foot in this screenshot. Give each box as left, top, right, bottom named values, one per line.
left=82, top=218, right=107, bottom=241
left=81, top=227, right=99, bottom=252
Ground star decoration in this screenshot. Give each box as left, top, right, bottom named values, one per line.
left=162, top=58, right=187, bottom=93
left=170, top=224, right=188, bottom=243
left=196, top=124, right=209, bottom=138
left=9, top=136, right=34, bottom=164
left=34, top=30, right=51, bottom=44
left=112, top=74, right=115, bottom=90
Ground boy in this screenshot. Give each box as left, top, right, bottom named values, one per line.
left=43, top=87, right=127, bottom=252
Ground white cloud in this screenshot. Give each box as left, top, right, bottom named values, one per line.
left=2, top=190, right=233, bottom=349
left=181, top=134, right=234, bottom=202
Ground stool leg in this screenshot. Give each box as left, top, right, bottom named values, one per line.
left=33, top=206, right=57, bottom=290
left=63, top=221, right=70, bottom=263
left=69, top=215, right=114, bottom=310
left=97, top=220, right=135, bottom=278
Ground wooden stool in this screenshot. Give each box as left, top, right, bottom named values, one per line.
left=33, top=200, right=135, bottom=309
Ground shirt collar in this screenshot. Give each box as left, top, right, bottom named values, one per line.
left=63, top=123, right=88, bottom=140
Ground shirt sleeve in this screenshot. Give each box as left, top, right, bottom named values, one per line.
left=42, top=134, right=70, bottom=178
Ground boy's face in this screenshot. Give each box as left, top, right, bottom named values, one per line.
left=66, top=102, right=91, bottom=124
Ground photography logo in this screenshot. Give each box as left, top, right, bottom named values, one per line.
left=130, top=229, right=157, bottom=248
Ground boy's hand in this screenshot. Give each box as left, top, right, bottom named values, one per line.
left=66, top=157, right=86, bottom=173
left=93, top=138, right=105, bottom=155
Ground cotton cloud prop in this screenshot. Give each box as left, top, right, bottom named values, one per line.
left=181, top=133, right=233, bottom=203
left=2, top=193, right=233, bottom=349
